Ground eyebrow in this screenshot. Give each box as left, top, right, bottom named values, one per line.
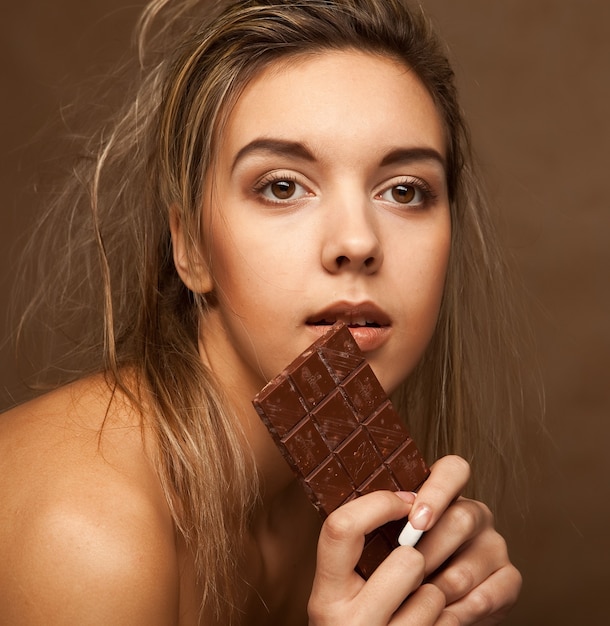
left=231, top=139, right=446, bottom=173
left=231, top=139, right=315, bottom=172
left=379, top=147, right=446, bottom=171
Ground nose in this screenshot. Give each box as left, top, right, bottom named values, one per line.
left=321, top=198, right=383, bottom=275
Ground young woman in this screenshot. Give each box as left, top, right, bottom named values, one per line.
left=0, top=0, right=525, bottom=623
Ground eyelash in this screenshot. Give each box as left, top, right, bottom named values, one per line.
left=252, top=172, right=438, bottom=208
left=252, top=172, right=309, bottom=205
left=375, top=176, right=438, bottom=209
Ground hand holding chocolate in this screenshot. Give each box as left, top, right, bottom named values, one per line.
left=252, top=322, right=429, bottom=577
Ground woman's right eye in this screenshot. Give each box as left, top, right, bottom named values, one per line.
left=267, top=179, right=297, bottom=199
left=256, top=175, right=309, bottom=203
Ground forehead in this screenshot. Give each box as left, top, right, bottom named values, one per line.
left=219, top=49, right=447, bottom=164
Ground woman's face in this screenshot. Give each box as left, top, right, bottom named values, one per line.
left=194, top=50, right=451, bottom=399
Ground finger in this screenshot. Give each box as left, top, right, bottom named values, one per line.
left=312, top=491, right=414, bottom=600
left=416, top=498, right=494, bottom=577
left=308, top=547, right=426, bottom=626
left=429, top=526, right=509, bottom=605
left=389, top=583, right=446, bottom=626
left=409, top=456, right=471, bottom=532
left=355, top=545, right=427, bottom=622
left=439, top=565, right=522, bottom=625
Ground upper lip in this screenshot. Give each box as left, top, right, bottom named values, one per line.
left=306, top=302, right=391, bottom=327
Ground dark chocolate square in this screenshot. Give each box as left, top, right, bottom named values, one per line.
left=318, top=325, right=364, bottom=382
left=386, top=439, right=428, bottom=491
left=380, top=518, right=407, bottom=549
left=290, top=350, right=337, bottom=409
left=364, top=402, right=408, bottom=459
left=305, top=455, right=354, bottom=516
left=282, top=419, right=328, bottom=477
left=341, top=363, right=387, bottom=421
left=335, top=428, right=383, bottom=487
left=253, top=376, right=307, bottom=437
left=311, top=389, right=360, bottom=449
left=357, top=531, right=394, bottom=579
left=357, top=464, right=399, bottom=496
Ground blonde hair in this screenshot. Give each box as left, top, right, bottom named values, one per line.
left=13, top=0, right=528, bottom=621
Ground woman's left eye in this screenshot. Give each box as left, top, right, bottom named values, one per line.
left=378, top=181, right=430, bottom=207
left=258, top=177, right=308, bottom=202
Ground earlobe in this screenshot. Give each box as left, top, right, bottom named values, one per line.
left=169, top=207, right=213, bottom=294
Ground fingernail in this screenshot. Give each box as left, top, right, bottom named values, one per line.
left=409, top=504, right=432, bottom=531
left=395, top=491, right=416, bottom=504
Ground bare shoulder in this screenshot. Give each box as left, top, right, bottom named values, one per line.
left=0, top=376, right=180, bottom=624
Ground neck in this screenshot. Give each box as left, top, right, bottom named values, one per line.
left=197, top=318, right=308, bottom=515
left=231, top=387, right=300, bottom=509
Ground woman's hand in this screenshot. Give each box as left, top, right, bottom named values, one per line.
left=410, top=457, right=522, bottom=625
left=307, top=455, right=521, bottom=625
left=308, top=489, right=446, bottom=625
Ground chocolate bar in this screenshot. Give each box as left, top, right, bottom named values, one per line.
left=252, top=322, right=429, bottom=577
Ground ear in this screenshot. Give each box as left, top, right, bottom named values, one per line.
left=169, top=206, right=213, bottom=294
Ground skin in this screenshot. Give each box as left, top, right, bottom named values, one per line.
left=0, top=51, right=521, bottom=624
left=190, top=53, right=451, bottom=402
left=0, top=377, right=182, bottom=624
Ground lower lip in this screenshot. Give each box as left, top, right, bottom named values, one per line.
left=307, top=324, right=390, bottom=353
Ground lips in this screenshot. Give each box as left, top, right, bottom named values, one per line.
left=309, top=316, right=382, bottom=328
left=305, top=303, right=391, bottom=352
left=306, top=302, right=391, bottom=328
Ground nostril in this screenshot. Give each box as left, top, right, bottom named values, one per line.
left=334, top=254, right=378, bottom=270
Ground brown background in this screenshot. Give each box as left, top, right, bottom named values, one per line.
left=1, top=1, right=608, bottom=623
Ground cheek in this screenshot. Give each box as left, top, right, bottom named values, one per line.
left=208, top=219, right=300, bottom=312
left=428, top=232, right=452, bottom=305
left=401, top=224, right=451, bottom=344
left=420, top=227, right=451, bottom=328
left=400, top=218, right=451, bottom=296
left=372, top=222, right=451, bottom=392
